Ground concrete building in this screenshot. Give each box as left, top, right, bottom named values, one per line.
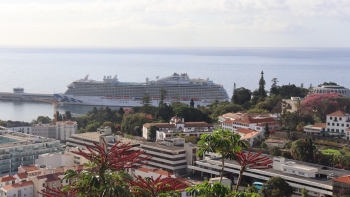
left=188, top=154, right=350, bottom=197
left=35, top=153, right=74, bottom=168
left=134, top=138, right=197, bottom=174
left=0, top=175, right=17, bottom=187
left=55, top=121, right=77, bottom=141
left=235, top=128, right=263, bottom=146
left=142, top=116, right=213, bottom=140
left=221, top=113, right=278, bottom=132
left=304, top=110, right=350, bottom=138
left=31, top=123, right=56, bottom=139
left=310, top=85, right=350, bottom=98
left=0, top=130, right=64, bottom=177
left=332, top=175, right=350, bottom=196
left=0, top=181, right=33, bottom=197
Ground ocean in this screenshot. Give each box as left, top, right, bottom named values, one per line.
left=0, top=47, right=349, bottom=122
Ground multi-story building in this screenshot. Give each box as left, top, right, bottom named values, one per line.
left=0, top=130, right=64, bottom=177
left=0, top=175, right=17, bottom=187
left=134, top=138, right=197, bottom=174
left=55, top=121, right=77, bottom=141
left=304, top=110, right=350, bottom=138
left=142, top=116, right=213, bottom=140
left=188, top=154, right=349, bottom=197
left=31, top=123, right=56, bottom=139
left=35, top=153, right=74, bottom=169
left=0, top=181, right=34, bottom=197
left=31, top=172, right=66, bottom=197
left=221, top=113, right=278, bottom=132
left=332, top=175, right=350, bottom=196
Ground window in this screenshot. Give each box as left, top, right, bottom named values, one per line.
left=327, top=123, right=330, bottom=125
left=330, top=117, right=333, bottom=120
left=342, top=124, right=344, bottom=127
left=42, top=183, right=45, bottom=187
left=340, top=118, right=343, bottom=121
left=332, top=123, right=334, bottom=126
left=347, top=124, right=349, bottom=127
left=337, top=123, right=339, bottom=126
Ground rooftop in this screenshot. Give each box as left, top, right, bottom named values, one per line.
left=0, top=131, right=59, bottom=148
left=327, top=110, right=349, bottom=117
left=333, top=175, right=350, bottom=184
left=140, top=141, right=185, bottom=151
left=0, top=181, right=33, bottom=191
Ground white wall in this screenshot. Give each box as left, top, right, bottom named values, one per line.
left=35, top=153, right=74, bottom=168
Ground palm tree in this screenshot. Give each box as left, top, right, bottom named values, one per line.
left=197, top=128, right=246, bottom=183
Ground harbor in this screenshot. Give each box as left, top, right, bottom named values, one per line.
left=0, top=88, right=55, bottom=104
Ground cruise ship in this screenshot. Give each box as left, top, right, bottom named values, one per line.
left=53, top=73, right=229, bottom=107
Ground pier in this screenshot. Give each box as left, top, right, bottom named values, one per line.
left=0, top=88, right=55, bottom=103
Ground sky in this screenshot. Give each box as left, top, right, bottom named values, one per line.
left=0, top=0, right=350, bottom=47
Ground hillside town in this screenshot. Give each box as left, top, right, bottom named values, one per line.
left=1, top=74, right=350, bottom=197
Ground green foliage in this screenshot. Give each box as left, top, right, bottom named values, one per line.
left=322, top=148, right=341, bottom=156
left=301, top=188, right=308, bottom=197
left=264, top=123, right=270, bottom=139
left=121, top=113, right=153, bottom=135
left=270, top=78, right=279, bottom=95
left=173, top=105, right=211, bottom=123
left=190, top=98, right=195, bottom=107
left=142, top=93, right=151, bottom=107
left=258, top=71, right=267, bottom=98
left=261, top=177, right=294, bottom=197
left=209, top=102, right=243, bottom=121
left=35, top=116, right=52, bottom=124
left=290, top=138, right=315, bottom=162
left=246, top=108, right=269, bottom=114
left=277, top=84, right=309, bottom=98
left=232, top=87, right=252, bottom=105
left=270, top=146, right=282, bottom=157
left=318, top=81, right=338, bottom=87
left=186, top=181, right=230, bottom=197
left=148, top=125, right=159, bottom=140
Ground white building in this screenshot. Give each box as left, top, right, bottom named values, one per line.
left=0, top=131, right=64, bottom=177
left=282, top=97, right=304, bottom=114
left=235, top=128, right=263, bottom=146
left=35, top=153, right=74, bottom=168
left=31, top=123, right=56, bottom=139
left=188, top=154, right=347, bottom=197
left=0, top=175, right=18, bottom=187
left=56, top=121, right=77, bottom=141
left=31, top=172, right=67, bottom=197
left=310, top=85, right=350, bottom=98
left=304, top=110, right=350, bottom=138
left=135, top=167, right=176, bottom=179
left=221, top=114, right=278, bottom=133
left=142, top=116, right=213, bottom=140
left=0, top=181, right=33, bottom=197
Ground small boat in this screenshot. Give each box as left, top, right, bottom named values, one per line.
left=124, top=96, right=131, bottom=99
left=114, top=96, right=122, bottom=99
left=153, top=96, right=160, bottom=100
left=181, top=97, right=189, bottom=101
left=192, top=98, right=200, bottom=101
left=105, top=95, right=112, bottom=99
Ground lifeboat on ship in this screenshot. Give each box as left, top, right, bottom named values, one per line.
left=105, top=95, right=112, bottom=99
left=114, top=96, right=122, bottom=99
left=152, top=96, right=160, bottom=100
left=172, top=97, right=178, bottom=100
left=181, top=97, right=189, bottom=101
left=165, top=97, right=170, bottom=100
left=192, top=98, right=200, bottom=101
left=123, top=96, right=131, bottom=99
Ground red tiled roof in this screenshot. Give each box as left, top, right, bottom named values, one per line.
left=1, top=181, right=33, bottom=191
left=333, top=175, right=350, bottom=184
left=0, top=175, right=16, bottom=182
left=143, top=123, right=176, bottom=129
left=137, top=167, right=150, bottom=173
left=223, top=119, right=233, bottom=124
left=36, top=172, right=63, bottom=182
left=328, top=110, right=348, bottom=117
left=234, top=117, right=276, bottom=124
left=236, top=128, right=255, bottom=135
left=152, top=169, right=173, bottom=177
left=20, top=165, right=39, bottom=172
left=16, top=173, right=27, bottom=179
left=184, top=122, right=212, bottom=127
left=313, top=123, right=327, bottom=128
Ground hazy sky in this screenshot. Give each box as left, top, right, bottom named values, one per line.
left=1, top=0, right=350, bottom=47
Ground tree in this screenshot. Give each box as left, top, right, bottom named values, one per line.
left=232, top=87, right=252, bottom=105
left=270, top=146, right=282, bottom=157
left=65, top=111, right=72, bottom=120
left=118, top=107, right=125, bottom=116
left=261, top=177, right=294, bottom=197
left=190, top=98, right=195, bottom=107
left=290, top=139, right=315, bottom=162
left=264, top=123, right=270, bottom=139
left=234, top=151, right=272, bottom=192
left=301, top=188, right=308, bottom=197
left=318, top=82, right=338, bottom=87
left=159, top=88, right=167, bottom=107
left=39, top=138, right=151, bottom=197
left=148, top=125, right=159, bottom=141
left=142, top=93, right=151, bottom=107
left=36, top=116, right=52, bottom=124
left=129, top=175, right=185, bottom=197
left=258, top=71, right=267, bottom=98
left=197, top=128, right=246, bottom=183
left=56, top=111, right=63, bottom=121
left=186, top=181, right=230, bottom=197
left=300, top=92, right=344, bottom=122
left=121, top=113, right=153, bottom=135
left=270, top=78, right=279, bottom=95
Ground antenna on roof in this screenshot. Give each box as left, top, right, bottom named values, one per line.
left=84, top=74, right=89, bottom=80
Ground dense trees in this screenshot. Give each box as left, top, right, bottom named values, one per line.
left=232, top=87, right=252, bottom=105
left=148, top=125, right=159, bottom=141
left=300, top=93, right=345, bottom=122
left=290, top=138, right=315, bottom=162
left=261, top=177, right=294, bottom=197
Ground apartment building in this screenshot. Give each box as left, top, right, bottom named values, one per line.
left=55, top=121, right=77, bottom=141
left=31, top=124, right=56, bottom=139
left=332, top=175, right=350, bottom=196
left=0, top=181, right=33, bottom=197
left=31, top=172, right=66, bottom=197
left=35, top=153, right=74, bottom=169
left=0, top=131, right=64, bottom=177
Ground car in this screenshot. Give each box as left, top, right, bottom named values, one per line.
left=253, top=182, right=264, bottom=190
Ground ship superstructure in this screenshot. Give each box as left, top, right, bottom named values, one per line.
left=54, top=73, right=229, bottom=107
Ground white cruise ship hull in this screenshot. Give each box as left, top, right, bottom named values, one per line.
left=53, top=94, right=215, bottom=107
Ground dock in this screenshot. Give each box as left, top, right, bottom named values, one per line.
left=0, top=88, right=55, bottom=103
